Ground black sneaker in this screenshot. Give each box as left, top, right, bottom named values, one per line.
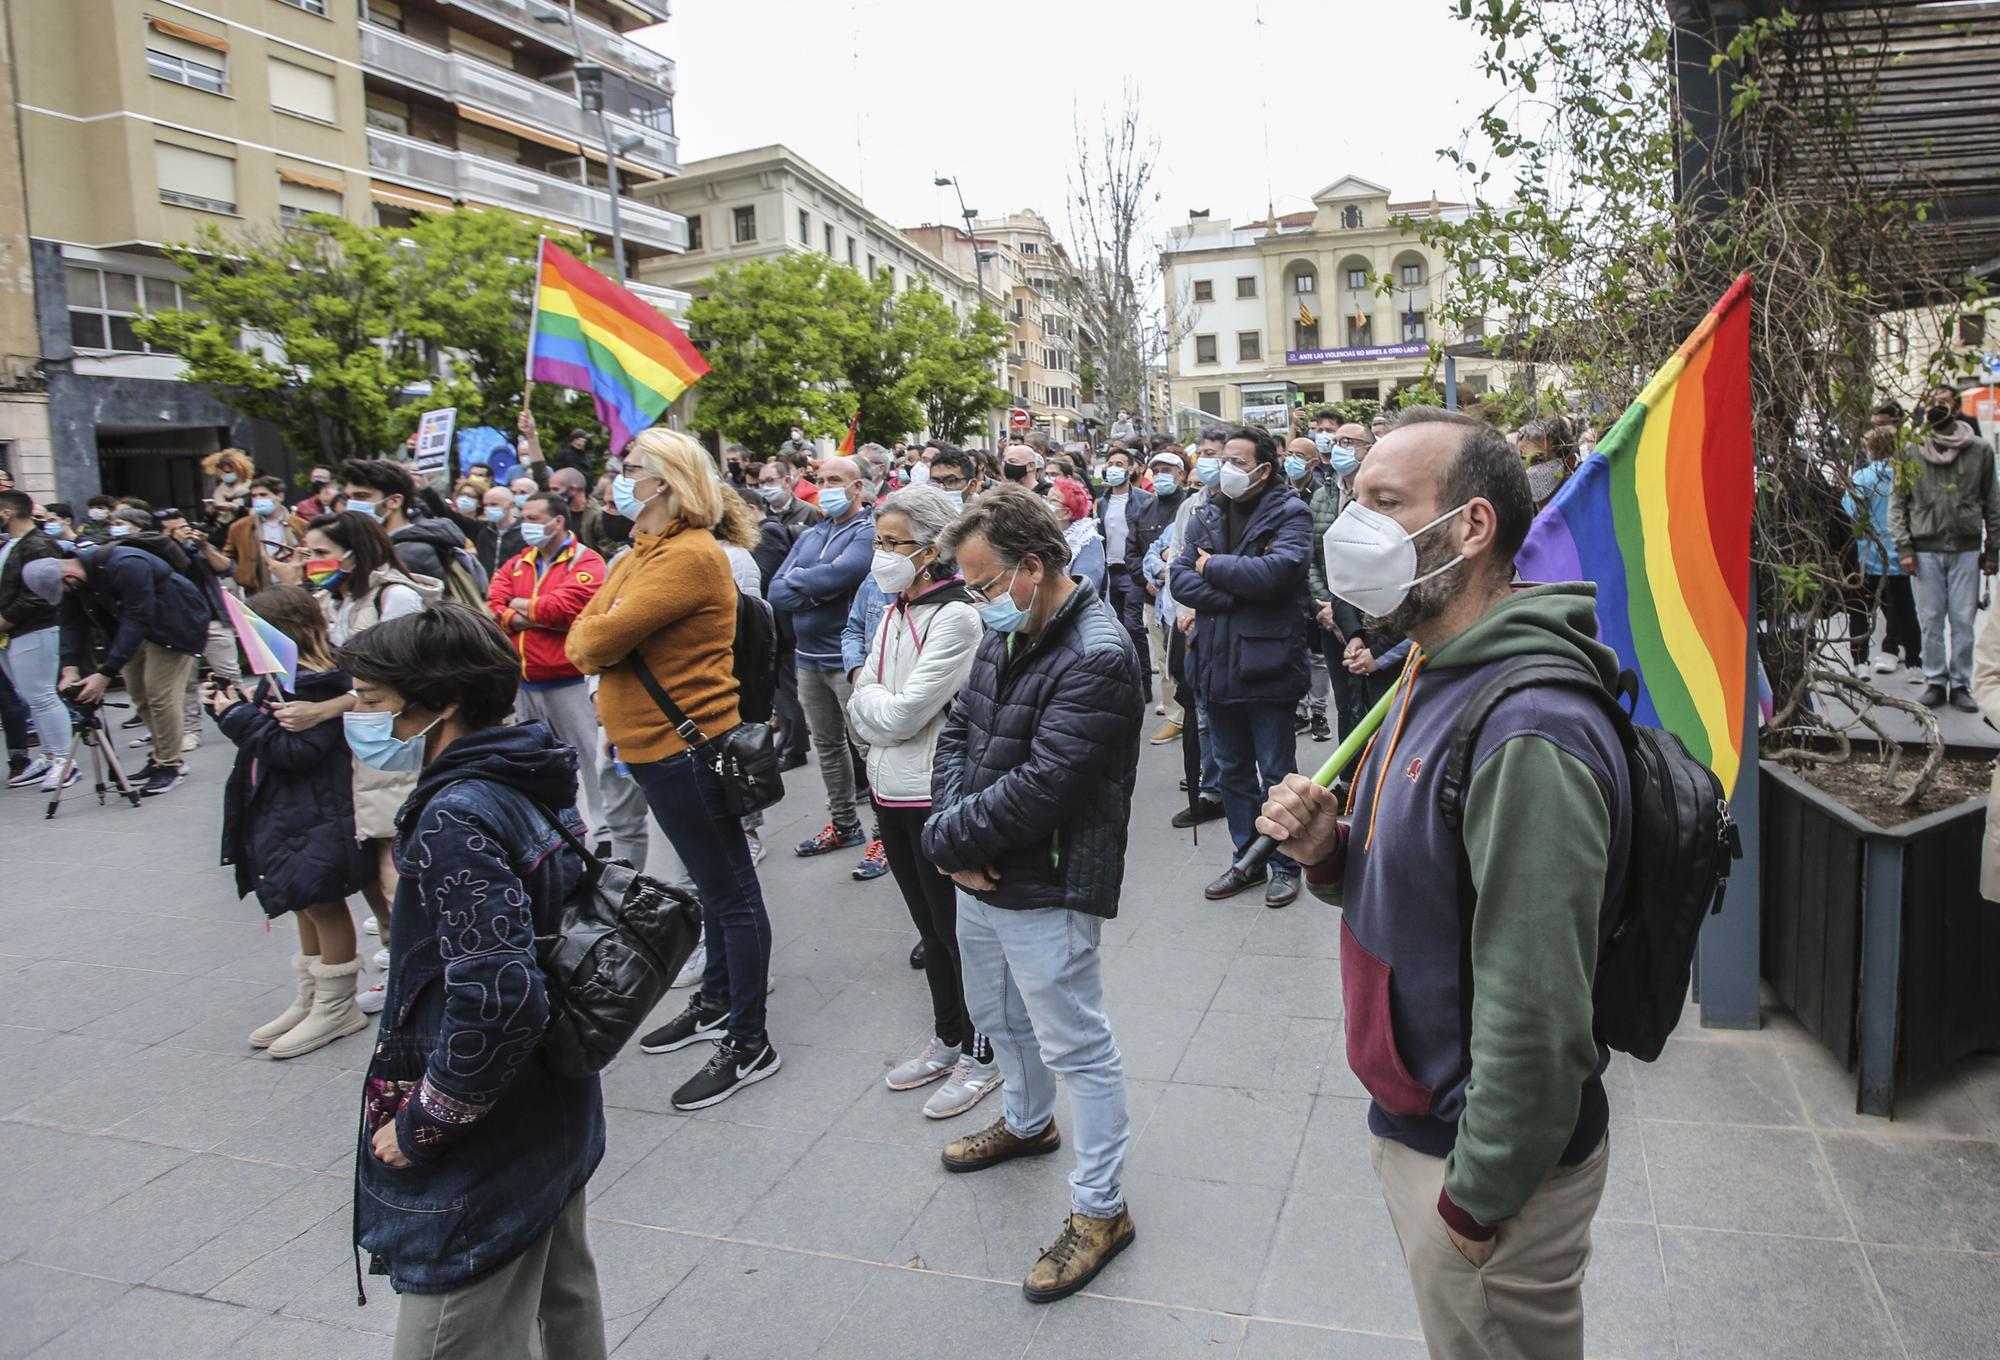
left=1171, top=797, right=1225, bottom=830
left=909, top=939, right=927, bottom=970
left=140, top=765, right=185, bottom=797
left=1309, top=711, right=1333, bottom=742
left=120, top=713, right=147, bottom=730
left=671, top=1035, right=781, bottom=1111
left=639, top=997, right=727, bottom=1053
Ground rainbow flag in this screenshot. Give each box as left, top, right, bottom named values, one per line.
left=220, top=592, right=299, bottom=694
left=526, top=239, right=710, bottom=455
left=1515, top=274, right=1755, bottom=795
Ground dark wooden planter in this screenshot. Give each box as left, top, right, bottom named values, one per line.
left=1760, top=749, right=2000, bottom=1116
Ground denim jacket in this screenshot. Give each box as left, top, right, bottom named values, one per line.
left=354, top=722, right=604, bottom=1296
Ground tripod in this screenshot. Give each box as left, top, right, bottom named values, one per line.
left=46, top=698, right=144, bottom=818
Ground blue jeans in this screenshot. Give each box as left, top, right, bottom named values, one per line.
left=956, top=893, right=1129, bottom=1219
left=1207, top=700, right=1301, bottom=872
left=628, top=751, right=771, bottom=1043
left=1912, top=549, right=1981, bottom=689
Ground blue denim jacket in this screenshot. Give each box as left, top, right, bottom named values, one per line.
left=354, top=722, right=604, bottom=1296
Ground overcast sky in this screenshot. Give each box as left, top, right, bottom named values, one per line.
left=637, top=0, right=1501, bottom=254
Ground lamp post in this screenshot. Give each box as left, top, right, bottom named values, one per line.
left=935, top=173, right=1003, bottom=444
left=535, top=2, right=629, bottom=284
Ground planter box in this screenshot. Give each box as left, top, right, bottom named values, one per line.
left=1760, top=749, right=2000, bottom=1116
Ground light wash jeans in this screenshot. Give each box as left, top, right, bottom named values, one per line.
left=956, top=891, right=1129, bottom=1219
left=514, top=678, right=603, bottom=831
left=1912, top=549, right=1982, bottom=689
left=0, top=627, right=70, bottom=761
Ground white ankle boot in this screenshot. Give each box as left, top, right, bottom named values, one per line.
left=267, top=957, right=367, bottom=1059
left=250, top=955, right=317, bottom=1048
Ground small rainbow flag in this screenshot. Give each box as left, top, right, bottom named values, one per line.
left=527, top=239, right=710, bottom=456
left=1515, top=274, right=1755, bottom=795
left=221, top=591, right=299, bottom=694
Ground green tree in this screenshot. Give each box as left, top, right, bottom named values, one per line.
left=686, top=253, right=866, bottom=449
left=895, top=291, right=1007, bottom=443
left=841, top=267, right=924, bottom=446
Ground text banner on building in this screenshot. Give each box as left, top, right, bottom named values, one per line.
left=1285, top=342, right=1429, bottom=365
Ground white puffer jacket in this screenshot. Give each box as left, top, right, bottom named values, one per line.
left=847, top=580, right=982, bottom=804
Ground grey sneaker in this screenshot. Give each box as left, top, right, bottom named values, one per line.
left=886, top=1037, right=961, bottom=1091
left=672, top=938, right=706, bottom=989
left=924, top=1056, right=1002, bottom=1119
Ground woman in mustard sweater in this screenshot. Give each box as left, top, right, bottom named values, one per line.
left=566, top=429, right=780, bottom=1112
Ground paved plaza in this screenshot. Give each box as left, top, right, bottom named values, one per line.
left=5, top=716, right=2000, bottom=1359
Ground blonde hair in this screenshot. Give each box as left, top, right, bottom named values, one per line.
left=201, top=448, right=255, bottom=482
left=717, top=488, right=760, bottom=549
left=629, top=427, right=726, bottom=531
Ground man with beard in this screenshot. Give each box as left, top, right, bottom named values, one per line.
left=1256, top=407, right=1627, bottom=1359
left=1891, top=382, right=2000, bottom=710
left=1169, top=425, right=1314, bottom=907
left=1001, top=444, right=1049, bottom=494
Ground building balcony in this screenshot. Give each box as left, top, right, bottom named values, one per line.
left=362, top=28, right=677, bottom=175
left=434, top=0, right=676, bottom=90
left=367, top=128, right=689, bottom=251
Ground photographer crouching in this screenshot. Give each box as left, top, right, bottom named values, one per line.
left=23, top=537, right=210, bottom=796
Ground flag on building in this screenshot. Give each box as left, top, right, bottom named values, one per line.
left=1297, top=299, right=1316, bottom=327
left=526, top=239, right=710, bottom=455
left=838, top=409, right=859, bottom=455
left=1514, top=274, right=1756, bottom=794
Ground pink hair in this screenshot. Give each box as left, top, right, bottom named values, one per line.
left=1048, top=476, right=1093, bottom=525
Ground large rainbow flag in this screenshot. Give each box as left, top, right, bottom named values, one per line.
left=526, top=239, right=710, bottom=454
left=1515, top=274, right=1755, bottom=795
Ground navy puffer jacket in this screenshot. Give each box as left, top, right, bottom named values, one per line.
left=1168, top=482, right=1314, bottom=706
left=214, top=667, right=370, bottom=917
left=922, top=578, right=1143, bottom=919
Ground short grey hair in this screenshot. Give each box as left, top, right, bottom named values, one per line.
left=879, top=484, right=962, bottom=570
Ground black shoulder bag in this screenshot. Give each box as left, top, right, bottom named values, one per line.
left=627, top=654, right=785, bottom=816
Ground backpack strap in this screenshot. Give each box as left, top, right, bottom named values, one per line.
left=410, top=776, right=603, bottom=884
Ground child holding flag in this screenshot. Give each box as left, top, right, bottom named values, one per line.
left=207, top=584, right=373, bottom=1059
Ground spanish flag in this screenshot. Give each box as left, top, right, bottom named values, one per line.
left=1297, top=299, right=1316, bottom=327
left=838, top=409, right=859, bottom=455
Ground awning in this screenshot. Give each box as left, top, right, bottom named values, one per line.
left=146, top=14, right=227, bottom=50
left=278, top=166, right=347, bottom=194
left=370, top=181, right=454, bottom=211
left=459, top=105, right=581, bottom=156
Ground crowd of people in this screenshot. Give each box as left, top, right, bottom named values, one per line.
left=10, top=388, right=1999, bottom=1360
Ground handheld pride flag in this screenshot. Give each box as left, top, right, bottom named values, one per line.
left=221, top=591, right=299, bottom=695
left=1515, top=274, right=1756, bottom=795
left=527, top=239, right=710, bottom=455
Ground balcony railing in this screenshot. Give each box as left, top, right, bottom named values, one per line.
left=436, top=0, right=676, bottom=90
left=362, top=27, right=676, bottom=175
left=366, top=128, right=688, bottom=251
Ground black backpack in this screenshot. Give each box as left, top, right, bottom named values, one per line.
left=1436, top=657, right=1743, bottom=1063
left=734, top=589, right=779, bottom=725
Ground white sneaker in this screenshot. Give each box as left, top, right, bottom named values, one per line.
left=1873, top=653, right=1899, bottom=674
left=181, top=733, right=200, bottom=753
left=923, top=1056, right=1003, bottom=1118
left=361, top=916, right=380, bottom=936
left=886, top=1037, right=960, bottom=1091
left=372, top=947, right=390, bottom=970
left=672, top=939, right=706, bottom=989
left=9, top=757, right=50, bottom=788
left=746, top=832, right=766, bottom=865
left=39, top=761, right=80, bottom=793
left=356, top=982, right=386, bottom=1015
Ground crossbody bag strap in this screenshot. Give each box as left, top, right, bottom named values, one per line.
left=626, top=652, right=709, bottom=749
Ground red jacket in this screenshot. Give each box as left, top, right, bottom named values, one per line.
left=486, top=534, right=608, bottom=683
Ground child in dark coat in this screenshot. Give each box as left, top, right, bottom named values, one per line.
left=209, top=585, right=371, bottom=1059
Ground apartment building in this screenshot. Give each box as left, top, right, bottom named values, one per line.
left=1161, top=175, right=1507, bottom=436
left=10, top=0, right=685, bottom=503
left=970, top=210, right=1089, bottom=444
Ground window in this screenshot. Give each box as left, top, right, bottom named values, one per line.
left=1295, top=320, right=1319, bottom=350
left=269, top=58, right=337, bottom=123
left=1402, top=312, right=1427, bottom=342
left=1400, top=263, right=1423, bottom=287
left=824, top=223, right=835, bottom=255
left=1347, top=316, right=1372, bottom=346
left=1237, top=331, right=1261, bottom=362
left=1016, top=341, right=1027, bottom=358
left=1295, top=272, right=1316, bottom=294
left=1192, top=279, right=1213, bottom=302
left=798, top=209, right=810, bottom=245
left=447, top=27, right=510, bottom=65
left=1342, top=205, right=1363, bottom=229
left=1236, top=276, right=1257, bottom=299
left=363, top=0, right=404, bottom=30
left=67, top=266, right=185, bottom=353
left=1195, top=334, right=1218, bottom=364
left=1197, top=389, right=1223, bottom=416
left=277, top=171, right=343, bottom=227
left=146, top=27, right=228, bottom=94
left=156, top=141, right=237, bottom=214
left=1961, top=313, right=1988, bottom=346
left=365, top=91, right=409, bottom=134
left=846, top=237, right=856, bottom=268
left=277, top=0, right=330, bottom=13
left=866, top=253, right=876, bottom=277
left=1462, top=316, right=1485, bottom=342
left=1347, top=268, right=1367, bottom=290
left=686, top=213, right=702, bottom=251
left=732, top=205, right=756, bottom=243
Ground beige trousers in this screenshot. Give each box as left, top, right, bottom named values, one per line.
left=1371, top=1132, right=1609, bottom=1360
left=121, top=642, right=195, bottom=769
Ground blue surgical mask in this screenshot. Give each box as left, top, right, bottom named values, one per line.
left=343, top=708, right=441, bottom=773
left=977, top=565, right=1031, bottom=633
left=42, top=521, right=62, bottom=535
left=1104, top=466, right=1128, bottom=487
left=220, top=473, right=238, bottom=486
left=519, top=521, right=548, bottom=546
left=1314, top=431, right=1337, bottom=455
left=819, top=486, right=850, bottom=519
left=252, top=497, right=277, bottom=517
left=455, top=495, right=478, bottom=515
left=109, top=523, right=133, bottom=537
left=1326, top=445, right=1361, bottom=479
left=757, top=483, right=785, bottom=504
left=941, top=490, right=964, bottom=510
left=1195, top=456, right=1222, bottom=488
left=483, top=504, right=505, bottom=523
left=610, top=474, right=654, bottom=520
left=1284, top=455, right=1310, bottom=481
left=349, top=498, right=382, bottom=520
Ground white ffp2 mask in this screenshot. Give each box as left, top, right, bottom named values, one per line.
left=1322, top=501, right=1469, bottom=617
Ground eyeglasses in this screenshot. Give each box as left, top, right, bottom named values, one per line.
left=964, top=564, right=1020, bottom=604
left=1334, top=436, right=1373, bottom=449
left=875, top=534, right=922, bottom=551
left=618, top=463, right=651, bottom=479
left=930, top=474, right=969, bottom=490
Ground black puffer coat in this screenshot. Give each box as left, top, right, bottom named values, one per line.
left=215, top=667, right=370, bottom=917
left=922, top=578, right=1143, bottom=919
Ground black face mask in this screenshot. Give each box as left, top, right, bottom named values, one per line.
left=601, top=510, right=633, bottom=543
left=1928, top=402, right=1956, bottom=429
left=1003, top=463, right=1032, bottom=482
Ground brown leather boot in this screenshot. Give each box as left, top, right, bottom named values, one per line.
left=1023, top=1206, right=1136, bottom=1303
left=939, top=1113, right=1060, bottom=1173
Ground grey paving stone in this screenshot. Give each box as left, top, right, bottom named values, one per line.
left=2, top=960, right=184, bottom=1036
left=784, top=972, right=940, bottom=1057
left=729, top=1135, right=946, bottom=1261
left=109, top=1053, right=356, bottom=1152
left=25, top=1284, right=264, bottom=1359
left=1657, top=1227, right=1899, bottom=1360
left=1238, top=900, right=1341, bottom=959
left=25, top=1151, right=311, bottom=1283
left=767, top=924, right=914, bottom=986
left=587, top=1106, right=687, bottom=1197
left=8, top=1041, right=238, bottom=1133
left=1820, top=1131, right=2000, bottom=1251
left=580, top=1219, right=709, bottom=1351
left=1253, top=1188, right=1421, bottom=1335
left=1597, top=1119, right=1655, bottom=1224
left=1210, top=950, right=1341, bottom=1019
left=1100, top=942, right=1233, bottom=1013
left=816, top=1267, right=1042, bottom=1360
left=892, top=1150, right=1078, bottom=1281
left=1133, top=1083, right=1312, bottom=1189
left=1288, top=1095, right=1375, bottom=1199
left=1630, top=1036, right=1807, bottom=1127
left=201, top=1205, right=382, bottom=1330
left=1024, top=1298, right=1247, bottom=1358
left=1237, top=1321, right=1428, bottom=1358
left=610, top=1240, right=873, bottom=1359
left=229, top=1314, right=394, bottom=1360
left=1172, top=1008, right=1339, bottom=1092
left=1642, top=1121, right=1848, bottom=1238
left=0, top=1261, right=130, bottom=1359
left=587, top=1117, right=817, bottom=1236
left=0, top=1131, right=192, bottom=1257
left=1581, top=1219, right=1677, bottom=1360
left=1104, top=999, right=1205, bottom=1083
left=1109, top=1170, right=1286, bottom=1313
left=1123, top=900, right=1259, bottom=953
left=1784, top=1041, right=1991, bottom=1137
left=1866, top=1243, right=2000, bottom=1360
left=147, top=1172, right=350, bottom=1296
left=208, top=1066, right=373, bottom=1173
left=680, top=1040, right=883, bottom=1136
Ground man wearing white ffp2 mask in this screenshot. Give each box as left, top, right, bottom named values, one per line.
left=1256, top=407, right=1631, bottom=1360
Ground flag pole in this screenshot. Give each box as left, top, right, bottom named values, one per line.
left=524, top=236, right=547, bottom=397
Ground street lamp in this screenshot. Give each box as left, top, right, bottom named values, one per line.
left=932, top=174, right=986, bottom=302
left=535, top=3, right=630, bottom=284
